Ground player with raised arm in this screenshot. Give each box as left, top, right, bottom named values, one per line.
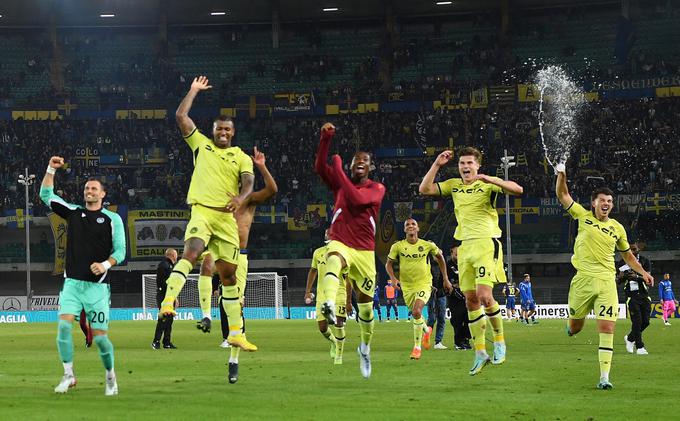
left=314, top=123, right=385, bottom=378
left=159, top=75, right=256, bottom=352
left=555, top=165, right=653, bottom=390
left=198, top=146, right=278, bottom=383
left=40, top=157, right=126, bottom=395
left=419, top=147, right=523, bottom=375
left=304, top=229, right=352, bottom=365
left=385, top=218, right=451, bottom=360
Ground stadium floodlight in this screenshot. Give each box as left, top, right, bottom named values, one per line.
left=323, top=8, right=339, bottom=12
left=210, top=11, right=227, bottom=16
left=436, top=1, right=453, bottom=5
left=100, top=14, right=115, bottom=18
left=17, top=168, right=35, bottom=311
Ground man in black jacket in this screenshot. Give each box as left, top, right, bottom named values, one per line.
left=152, top=248, right=178, bottom=349
left=446, top=245, right=471, bottom=349
left=619, top=243, right=653, bottom=355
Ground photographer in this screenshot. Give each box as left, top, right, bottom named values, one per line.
left=618, top=243, right=652, bottom=355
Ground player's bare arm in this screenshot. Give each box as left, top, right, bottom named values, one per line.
left=620, top=250, right=654, bottom=287
left=247, top=147, right=279, bottom=206
left=304, top=268, right=318, bottom=304
left=226, top=172, right=255, bottom=212
left=42, top=156, right=65, bottom=188
left=176, top=76, right=212, bottom=137
left=419, top=150, right=453, bottom=196
left=385, top=259, right=400, bottom=286
left=555, top=168, right=573, bottom=208
left=435, top=251, right=452, bottom=293
left=474, top=174, right=524, bottom=196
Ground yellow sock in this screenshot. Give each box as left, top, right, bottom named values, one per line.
left=321, top=255, right=343, bottom=305
left=485, top=301, right=505, bottom=343
left=468, top=308, right=487, bottom=353
left=222, top=285, right=242, bottom=335
left=598, top=332, right=614, bottom=381
left=230, top=344, right=241, bottom=362
left=198, top=275, right=213, bottom=319
left=162, top=259, right=193, bottom=305
left=357, top=302, right=374, bottom=347
left=413, top=316, right=425, bottom=348
left=333, top=326, right=346, bottom=358
left=321, top=326, right=337, bottom=343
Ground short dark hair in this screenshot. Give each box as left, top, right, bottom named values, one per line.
left=591, top=187, right=614, bottom=201
left=85, top=177, right=106, bottom=192
left=458, top=146, right=483, bottom=165
left=213, top=115, right=234, bottom=125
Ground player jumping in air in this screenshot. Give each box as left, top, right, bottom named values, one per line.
left=386, top=218, right=451, bottom=360
left=314, top=122, right=385, bottom=378
left=199, top=146, right=278, bottom=383
left=555, top=164, right=653, bottom=390
left=159, top=75, right=256, bottom=352
left=420, top=147, right=523, bottom=375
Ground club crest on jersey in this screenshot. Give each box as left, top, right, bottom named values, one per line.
left=96, top=217, right=105, bottom=224
left=81, top=213, right=86, bottom=217
left=418, top=246, right=424, bottom=252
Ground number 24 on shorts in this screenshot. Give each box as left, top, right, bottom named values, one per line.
left=598, top=305, right=614, bottom=317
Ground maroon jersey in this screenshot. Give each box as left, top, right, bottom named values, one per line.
left=315, top=134, right=385, bottom=250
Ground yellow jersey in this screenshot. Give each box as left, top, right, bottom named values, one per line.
left=387, top=238, right=440, bottom=286
left=437, top=177, right=503, bottom=241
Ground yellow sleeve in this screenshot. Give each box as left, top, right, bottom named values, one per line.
left=387, top=243, right=399, bottom=261
left=565, top=201, right=589, bottom=219
left=488, top=176, right=505, bottom=193
left=436, top=178, right=454, bottom=197
left=183, top=127, right=209, bottom=150
left=239, top=149, right=254, bottom=176
left=427, top=241, right=440, bottom=257
left=616, top=223, right=631, bottom=252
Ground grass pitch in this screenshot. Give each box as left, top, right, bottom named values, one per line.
left=1, top=318, right=678, bottom=420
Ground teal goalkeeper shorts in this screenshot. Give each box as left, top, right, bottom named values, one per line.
left=59, top=278, right=111, bottom=330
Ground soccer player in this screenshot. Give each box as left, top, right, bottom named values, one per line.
left=503, top=281, right=519, bottom=321
left=373, top=286, right=383, bottom=322
left=314, top=122, right=386, bottom=378
left=385, top=218, right=451, bottom=360
left=304, top=229, right=351, bottom=365
left=659, top=273, right=678, bottom=326
left=40, top=156, right=126, bottom=396
left=159, top=75, right=256, bottom=352
left=385, top=279, right=399, bottom=321
left=555, top=165, right=653, bottom=390
left=420, top=147, right=523, bottom=375
left=152, top=248, right=178, bottom=349
left=198, top=146, right=278, bottom=383
left=519, top=274, right=537, bottom=324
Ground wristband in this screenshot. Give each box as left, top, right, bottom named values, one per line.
left=101, top=260, right=112, bottom=271
left=46, top=166, right=57, bottom=175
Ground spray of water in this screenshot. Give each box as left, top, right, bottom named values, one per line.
left=537, top=65, right=586, bottom=168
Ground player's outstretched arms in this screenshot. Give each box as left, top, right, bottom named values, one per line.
left=176, top=76, right=212, bottom=137
left=248, top=147, right=278, bottom=206
left=554, top=164, right=573, bottom=208
left=419, top=150, right=453, bottom=196
left=40, top=156, right=64, bottom=192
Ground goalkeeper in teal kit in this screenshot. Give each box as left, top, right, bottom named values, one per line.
left=40, top=156, right=126, bottom=396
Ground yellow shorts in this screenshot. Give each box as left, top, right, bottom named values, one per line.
left=315, top=276, right=348, bottom=322
left=185, top=204, right=239, bottom=265
left=326, top=240, right=376, bottom=297
left=458, top=238, right=507, bottom=292
left=568, top=272, right=619, bottom=321
left=235, top=252, right=248, bottom=301
left=402, top=284, right=432, bottom=310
